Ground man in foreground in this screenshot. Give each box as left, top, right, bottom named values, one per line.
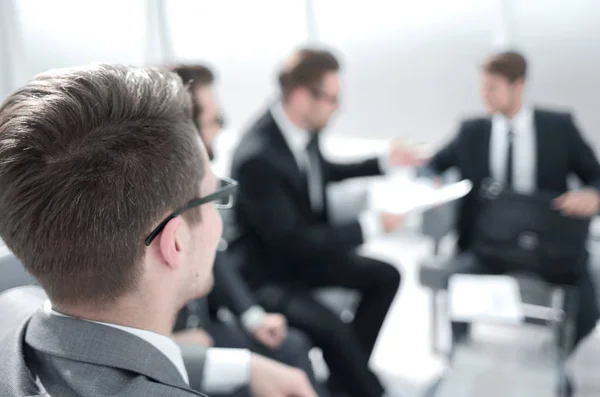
left=0, top=64, right=316, bottom=397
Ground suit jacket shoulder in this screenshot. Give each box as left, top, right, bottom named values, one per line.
left=534, top=107, right=572, bottom=120
left=0, top=286, right=49, bottom=397
left=236, top=110, right=274, bottom=153
left=232, top=109, right=284, bottom=174
left=459, top=116, right=491, bottom=137
left=0, top=286, right=207, bottom=397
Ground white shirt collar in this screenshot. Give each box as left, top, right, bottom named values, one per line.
left=492, top=105, right=533, bottom=135
left=270, top=101, right=311, bottom=165
left=44, top=300, right=189, bottom=385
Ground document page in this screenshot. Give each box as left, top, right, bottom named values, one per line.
left=370, top=178, right=472, bottom=214
left=449, top=274, right=524, bottom=324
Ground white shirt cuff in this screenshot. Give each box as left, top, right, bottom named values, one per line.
left=378, top=154, right=391, bottom=174
left=202, top=348, right=251, bottom=394
left=240, top=305, right=267, bottom=332
left=358, top=211, right=384, bottom=241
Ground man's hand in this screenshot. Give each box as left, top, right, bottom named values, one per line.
left=249, top=354, right=317, bottom=397
left=253, top=313, right=287, bottom=349
left=554, top=188, right=600, bottom=218
left=381, top=212, right=405, bottom=233
left=172, top=328, right=214, bottom=346
left=388, top=140, right=428, bottom=167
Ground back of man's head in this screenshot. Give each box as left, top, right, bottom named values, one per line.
left=0, top=64, right=205, bottom=307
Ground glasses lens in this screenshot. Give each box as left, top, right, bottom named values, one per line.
left=215, top=178, right=235, bottom=209
left=215, top=194, right=232, bottom=209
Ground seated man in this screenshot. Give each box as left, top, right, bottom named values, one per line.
left=170, top=64, right=328, bottom=397
left=229, top=48, right=421, bottom=397
left=424, top=51, right=600, bottom=396
left=0, top=64, right=316, bottom=397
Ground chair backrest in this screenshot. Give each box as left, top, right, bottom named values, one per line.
left=418, top=169, right=461, bottom=252
left=0, top=252, right=37, bottom=294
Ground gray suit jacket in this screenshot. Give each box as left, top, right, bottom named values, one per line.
left=0, top=286, right=208, bottom=397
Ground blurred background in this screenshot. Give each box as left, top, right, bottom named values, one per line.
left=2, top=1, right=600, bottom=396
left=2, top=0, right=600, bottom=147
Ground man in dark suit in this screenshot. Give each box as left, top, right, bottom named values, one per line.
left=229, top=48, right=423, bottom=397
left=0, top=64, right=317, bottom=397
left=170, top=64, right=328, bottom=397
left=173, top=255, right=326, bottom=397
left=425, top=51, right=600, bottom=395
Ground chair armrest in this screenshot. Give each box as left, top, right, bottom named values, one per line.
left=421, top=200, right=459, bottom=255
left=327, top=177, right=376, bottom=225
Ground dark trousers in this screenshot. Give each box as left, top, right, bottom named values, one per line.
left=450, top=251, right=599, bottom=354
left=256, top=254, right=401, bottom=397
left=208, top=321, right=330, bottom=397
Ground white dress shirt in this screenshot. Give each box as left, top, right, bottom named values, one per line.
left=270, top=102, right=384, bottom=240
left=490, top=106, right=537, bottom=194
left=45, top=301, right=251, bottom=394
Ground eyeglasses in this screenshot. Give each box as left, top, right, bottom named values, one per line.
left=203, top=114, right=226, bottom=130
left=309, top=88, right=339, bottom=105
left=144, top=177, right=238, bottom=246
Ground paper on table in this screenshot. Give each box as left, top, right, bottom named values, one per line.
left=371, top=178, right=472, bottom=214
left=448, top=275, right=524, bottom=324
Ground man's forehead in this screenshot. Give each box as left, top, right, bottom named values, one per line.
left=194, top=86, right=218, bottom=113
left=201, top=168, right=218, bottom=194
left=195, top=139, right=215, bottom=180
left=321, top=72, right=340, bottom=92
left=194, top=85, right=214, bottom=101
left=283, top=53, right=302, bottom=74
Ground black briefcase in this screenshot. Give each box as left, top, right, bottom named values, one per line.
left=472, top=180, right=591, bottom=283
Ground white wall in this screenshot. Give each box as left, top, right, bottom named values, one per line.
left=14, top=0, right=147, bottom=85
left=508, top=0, right=600, bottom=147
left=311, top=0, right=499, bottom=144
left=165, top=0, right=310, bottom=134
left=6, top=0, right=600, bottom=149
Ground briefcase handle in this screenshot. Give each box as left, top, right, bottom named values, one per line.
left=479, top=178, right=504, bottom=200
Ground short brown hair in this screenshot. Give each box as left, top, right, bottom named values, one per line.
left=170, top=64, right=215, bottom=131
left=482, top=51, right=527, bottom=83
left=278, top=48, right=340, bottom=101
left=0, top=64, right=205, bottom=306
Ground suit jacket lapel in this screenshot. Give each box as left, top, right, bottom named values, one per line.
left=25, top=309, right=206, bottom=396
left=309, top=134, right=329, bottom=220
left=533, top=108, right=554, bottom=189
left=264, top=112, right=309, bottom=195
left=475, top=119, right=493, bottom=182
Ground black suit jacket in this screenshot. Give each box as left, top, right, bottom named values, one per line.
left=427, top=109, right=600, bottom=252
left=229, top=110, right=383, bottom=286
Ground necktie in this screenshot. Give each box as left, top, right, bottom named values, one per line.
left=305, top=134, right=324, bottom=214
left=505, top=129, right=514, bottom=189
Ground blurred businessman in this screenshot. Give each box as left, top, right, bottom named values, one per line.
left=0, top=64, right=317, bottom=397
left=425, top=51, right=600, bottom=396
left=229, top=48, right=422, bottom=397
left=170, top=64, right=329, bottom=397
